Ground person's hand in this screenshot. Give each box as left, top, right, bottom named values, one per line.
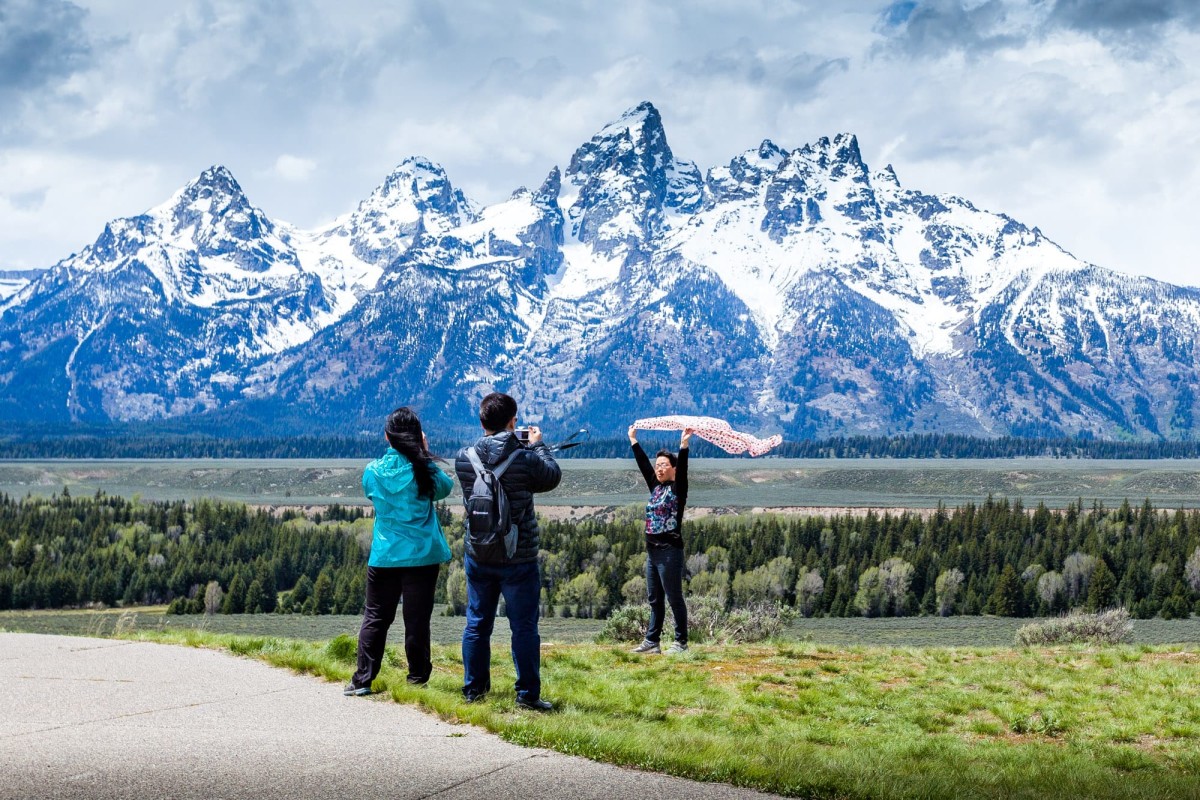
left=628, top=425, right=637, bottom=445
left=529, top=426, right=543, bottom=445
left=681, top=428, right=693, bottom=448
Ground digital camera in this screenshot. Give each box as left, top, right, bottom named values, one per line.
left=514, top=428, right=531, bottom=443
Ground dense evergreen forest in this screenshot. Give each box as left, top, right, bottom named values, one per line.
left=4, top=491, right=1199, bottom=621
left=4, top=431, right=1200, bottom=460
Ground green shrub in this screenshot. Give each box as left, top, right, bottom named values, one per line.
left=1016, top=608, right=1133, bottom=646
left=596, top=604, right=650, bottom=643
left=598, top=598, right=796, bottom=645
left=695, top=598, right=797, bottom=644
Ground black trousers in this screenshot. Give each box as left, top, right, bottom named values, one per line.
left=351, top=563, right=441, bottom=689
left=646, top=546, right=687, bottom=645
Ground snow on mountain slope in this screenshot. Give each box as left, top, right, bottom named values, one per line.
left=0, top=269, right=41, bottom=307
left=4, top=100, right=1198, bottom=440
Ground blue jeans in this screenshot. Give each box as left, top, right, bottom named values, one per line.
left=646, top=546, right=687, bottom=645
left=462, top=555, right=542, bottom=702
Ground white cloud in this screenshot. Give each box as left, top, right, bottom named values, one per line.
left=0, top=149, right=163, bottom=268
left=273, top=154, right=316, bottom=182
left=0, top=0, right=1197, bottom=287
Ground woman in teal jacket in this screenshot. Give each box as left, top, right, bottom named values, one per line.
left=346, top=407, right=453, bottom=695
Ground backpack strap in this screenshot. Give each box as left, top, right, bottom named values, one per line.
left=466, top=446, right=520, bottom=478
left=492, top=450, right=520, bottom=479
left=465, top=447, right=486, bottom=476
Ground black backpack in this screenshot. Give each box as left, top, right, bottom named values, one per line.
left=464, top=447, right=521, bottom=564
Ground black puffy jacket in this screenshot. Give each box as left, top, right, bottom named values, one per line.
left=455, top=431, right=562, bottom=564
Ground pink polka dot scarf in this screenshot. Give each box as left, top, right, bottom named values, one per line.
left=631, top=415, right=784, bottom=457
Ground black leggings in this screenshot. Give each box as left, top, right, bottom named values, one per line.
left=351, top=563, right=441, bottom=688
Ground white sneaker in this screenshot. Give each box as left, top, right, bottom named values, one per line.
left=631, top=640, right=661, bottom=654
left=665, top=642, right=688, bottom=654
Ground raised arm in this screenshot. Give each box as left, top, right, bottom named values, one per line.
left=630, top=426, right=658, bottom=491
left=675, top=428, right=691, bottom=506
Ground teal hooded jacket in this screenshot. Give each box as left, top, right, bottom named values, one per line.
left=363, top=449, right=454, bottom=568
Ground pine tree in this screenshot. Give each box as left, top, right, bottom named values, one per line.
left=312, top=570, right=334, bottom=615
left=1086, top=561, right=1118, bottom=612
left=289, top=574, right=314, bottom=611
left=986, top=564, right=1021, bottom=617
left=244, top=579, right=265, bottom=614
left=222, top=574, right=247, bottom=614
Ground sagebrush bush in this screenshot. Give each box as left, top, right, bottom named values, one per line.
left=597, top=598, right=795, bottom=645
left=693, top=598, right=797, bottom=644
left=596, top=604, right=651, bottom=643
left=1015, top=608, right=1133, bottom=646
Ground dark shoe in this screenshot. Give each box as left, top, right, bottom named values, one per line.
left=515, top=697, right=554, bottom=712
left=631, top=639, right=661, bottom=654
left=464, top=692, right=488, bottom=703
left=406, top=675, right=429, bottom=686
left=343, top=684, right=371, bottom=696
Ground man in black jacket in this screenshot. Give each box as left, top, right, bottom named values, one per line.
left=455, top=392, right=561, bottom=711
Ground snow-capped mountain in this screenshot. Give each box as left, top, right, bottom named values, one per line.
left=3, top=101, right=1198, bottom=439
left=0, top=160, right=471, bottom=421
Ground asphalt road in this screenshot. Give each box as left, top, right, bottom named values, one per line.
left=0, top=633, right=783, bottom=800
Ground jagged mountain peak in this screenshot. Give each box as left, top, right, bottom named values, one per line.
left=330, top=156, right=477, bottom=266
left=875, top=164, right=901, bottom=188
left=65, top=164, right=294, bottom=285
left=566, top=101, right=673, bottom=183
left=537, top=166, right=561, bottom=202
left=595, top=100, right=662, bottom=140
left=367, top=156, right=476, bottom=223
left=559, top=103, right=684, bottom=257
left=707, top=140, right=788, bottom=201
left=793, top=133, right=867, bottom=179
left=159, top=165, right=254, bottom=220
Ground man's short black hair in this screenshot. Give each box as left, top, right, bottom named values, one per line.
left=655, top=449, right=678, bottom=467
left=480, top=392, right=518, bottom=432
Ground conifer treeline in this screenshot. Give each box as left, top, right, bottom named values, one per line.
left=533, top=499, right=1200, bottom=620
left=2, top=492, right=1199, bottom=620
left=4, top=432, right=1200, bottom=459
left=0, top=491, right=376, bottom=616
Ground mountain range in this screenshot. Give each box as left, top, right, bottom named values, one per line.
left=3, top=101, right=1198, bottom=441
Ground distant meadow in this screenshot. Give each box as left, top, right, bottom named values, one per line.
left=4, top=457, right=1200, bottom=508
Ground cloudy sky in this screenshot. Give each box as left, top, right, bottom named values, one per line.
left=2, top=0, right=1198, bottom=287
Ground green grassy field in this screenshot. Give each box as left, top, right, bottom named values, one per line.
left=36, top=624, right=1199, bottom=800
left=5, top=457, right=1200, bottom=508
left=7, top=610, right=1199, bottom=797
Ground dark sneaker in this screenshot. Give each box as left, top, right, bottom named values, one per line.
left=515, top=697, right=554, bottom=712
left=343, top=684, right=371, bottom=696
left=631, top=639, right=661, bottom=654
left=406, top=675, right=429, bottom=686
left=463, top=692, right=488, bottom=703
left=665, top=642, right=689, bottom=654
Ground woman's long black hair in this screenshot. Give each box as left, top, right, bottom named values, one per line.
left=384, top=407, right=439, bottom=500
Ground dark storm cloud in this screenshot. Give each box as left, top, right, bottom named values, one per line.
left=1045, top=0, right=1200, bottom=36
left=879, top=0, right=1200, bottom=57
left=876, top=0, right=1026, bottom=59
left=0, top=0, right=92, bottom=94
